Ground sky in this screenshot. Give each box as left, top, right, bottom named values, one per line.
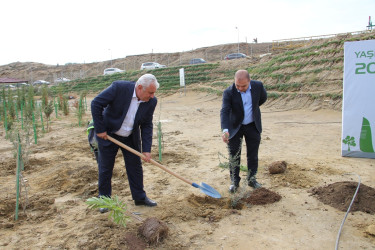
left=1, top=0, right=374, bottom=66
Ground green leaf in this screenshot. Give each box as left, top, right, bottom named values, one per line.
left=86, top=196, right=130, bottom=227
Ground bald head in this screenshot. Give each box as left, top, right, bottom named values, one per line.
left=235, top=70, right=250, bottom=81
left=234, top=70, right=250, bottom=92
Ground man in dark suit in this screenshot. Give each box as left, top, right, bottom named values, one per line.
left=91, top=74, right=159, bottom=211
left=220, top=70, right=267, bottom=193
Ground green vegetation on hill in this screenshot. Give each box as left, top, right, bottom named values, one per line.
left=50, top=63, right=220, bottom=94
left=32, top=31, right=375, bottom=110
left=243, top=32, right=375, bottom=109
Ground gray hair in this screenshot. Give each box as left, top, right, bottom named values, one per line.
left=136, top=74, right=159, bottom=89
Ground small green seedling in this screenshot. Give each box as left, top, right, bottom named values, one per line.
left=86, top=196, right=130, bottom=227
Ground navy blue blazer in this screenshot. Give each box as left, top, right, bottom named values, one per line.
left=220, top=80, right=267, bottom=139
left=91, top=80, right=157, bottom=152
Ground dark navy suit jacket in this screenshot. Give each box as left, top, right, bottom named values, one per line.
left=91, top=80, right=157, bottom=152
left=220, top=80, right=267, bottom=139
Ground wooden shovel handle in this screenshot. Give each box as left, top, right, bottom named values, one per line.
left=107, top=135, right=194, bottom=186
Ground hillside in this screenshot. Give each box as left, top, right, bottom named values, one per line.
left=0, top=42, right=272, bottom=83
left=1, top=30, right=375, bottom=111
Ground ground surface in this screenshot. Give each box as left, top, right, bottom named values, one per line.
left=1, top=89, right=375, bottom=249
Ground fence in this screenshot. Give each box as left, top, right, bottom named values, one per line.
left=272, top=30, right=372, bottom=50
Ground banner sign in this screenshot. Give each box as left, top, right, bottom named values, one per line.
left=179, top=68, right=185, bottom=87
left=342, top=40, right=375, bottom=158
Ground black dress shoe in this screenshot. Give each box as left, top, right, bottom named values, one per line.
left=99, top=208, right=109, bottom=213
left=134, top=196, right=157, bottom=207
left=229, top=184, right=239, bottom=193
left=248, top=178, right=262, bottom=189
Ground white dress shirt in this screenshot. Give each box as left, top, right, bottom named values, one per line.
left=115, top=89, right=143, bottom=137
left=240, top=84, right=253, bottom=125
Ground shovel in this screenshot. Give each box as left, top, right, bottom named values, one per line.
left=107, top=135, right=221, bottom=199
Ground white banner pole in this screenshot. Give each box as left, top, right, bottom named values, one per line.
left=179, top=68, right=186, bottom=96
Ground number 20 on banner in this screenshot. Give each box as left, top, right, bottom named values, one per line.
left=355, top=62, right=375, bottom=74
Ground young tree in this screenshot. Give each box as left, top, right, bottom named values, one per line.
left=43, top=100, right=54, bottom=132
left=41, top=85, right=49, bottom=109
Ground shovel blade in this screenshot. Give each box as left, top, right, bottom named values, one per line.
left=193, top=182, right=221, bottom=198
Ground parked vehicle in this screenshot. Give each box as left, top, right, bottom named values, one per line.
left=224, top=53, right=247, bottom=60
left=140, top=62, right=166, bottom=70
left=3, top=84, right=15, bottom=89
left=33, top=80, right=50, bottom=85
left=15, top=82, right=29, bottom=87
left=103, top=68, right=124, bottom=75
left=190, top=58, right=206, bottom=64
left=54, top=78, right=70, bottom=84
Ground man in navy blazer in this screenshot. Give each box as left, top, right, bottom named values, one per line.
left=91, top=74, right=159, bottom=210
left=220, top=70, right=267, bottom=193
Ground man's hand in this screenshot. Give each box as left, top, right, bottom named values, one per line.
left=97, top=132, right=108, bottom=140
left=222, top=132, right=229, bottom=144
left=142, top=152, right=151, bottom=162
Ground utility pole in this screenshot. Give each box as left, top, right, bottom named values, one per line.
left=367, top=16, right=374, bottom=30
left=108, top=49, right=112, bottom=67
left=236, top=27, right=239, bottom=53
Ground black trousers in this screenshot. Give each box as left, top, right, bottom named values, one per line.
left=97, top=133, right=145, bottom=200
left=228, top=122, right=261, bottom=185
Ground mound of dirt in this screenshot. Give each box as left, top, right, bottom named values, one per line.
left=268, top=161, right=287, bottom=174
left=138, top=217, right=169, bottom=244
left=310, top=181, right=375, bottom=214
left=241, top=188, right=282, bottom=205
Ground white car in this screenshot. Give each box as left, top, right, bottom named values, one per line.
left=140, top=62, right=166, bottom=70
left=103, top=68, right=124, bottom=75
left=55, top=78, right=71, bottom=84
left=4, top=84, right=16, bottom=89
left=16, top=82, right=30, bottom=87
left=33, top=80, right=50, bottom=85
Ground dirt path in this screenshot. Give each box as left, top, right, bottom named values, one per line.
left=0, top=90, right=374, bottom=249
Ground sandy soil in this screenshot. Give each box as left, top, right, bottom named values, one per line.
left=1, top=89, right=375, bottom=249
